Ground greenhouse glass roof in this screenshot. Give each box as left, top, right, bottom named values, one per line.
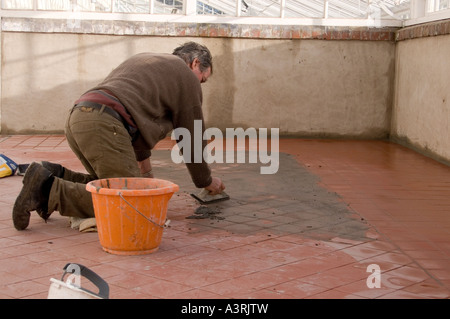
left=1, top=0, right=449, bottom=26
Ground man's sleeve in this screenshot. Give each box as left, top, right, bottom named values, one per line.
left=132, top=134, right=151, bottom=161
left=172, top=104, right=212, bottom=188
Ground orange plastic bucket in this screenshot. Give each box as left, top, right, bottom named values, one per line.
left=86, top=178, right=179, bottom=255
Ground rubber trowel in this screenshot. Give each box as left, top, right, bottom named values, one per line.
left=191, top=188, right=230, bottom=204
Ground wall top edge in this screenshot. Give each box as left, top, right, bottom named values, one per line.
left=1, top=16, right=399, bottom=41
left=0, top=10, right=403, bottom=28
left=396, top=18, right=450, bottom=41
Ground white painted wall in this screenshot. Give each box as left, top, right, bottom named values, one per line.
left=391, top=34, right=450, bottom=162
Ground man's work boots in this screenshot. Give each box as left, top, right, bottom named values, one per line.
left=40, top=161, right=65, bottom=179
left=20, top=161, right=65, bottom=180
left=12, top=162, right=54, bottom=230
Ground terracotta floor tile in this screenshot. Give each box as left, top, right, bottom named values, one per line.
left=381, top=266, right=432, bottom=290
left=402, top=279, right=450, bottom=298
left=260, top=258, right=332, bottom=281
left=108, top=285, right=153, bottom=299
left=339, top=244, right=386, bottom=261
left=1, top=280, right=49, bottom=299
left=298, top=263, right=370, bottom=289
left=201, top=271, right=287, bottom=297
left=363, top=251, right=414, bottom=269
left=0, top=271, right=27, bottom=286
left=405, top=249, right=449, bottom=260
left=156, top=267, right=231, bottom=288
left=427, top=269, right=450, bottom=281
left=171, top=288, right=224, bottom=299
left=305, top=289, right=368, bottom=299
left=1, top=136, right=450, bottom=299
left=107, top=272, right=160, bottom=290
left=138, top=278, right=192, bottom=298
left=233, top=288, right=288, bottom=299
left=269, top=279, right=329, bottom=298
left=337, top=279, right=395, bottom=298
left=414, top=258, right=450, bottom=270
left=377, top=290, right=433, bottom=299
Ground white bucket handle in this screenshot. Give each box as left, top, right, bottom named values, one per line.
left=61, top=263, right=109, bottom=299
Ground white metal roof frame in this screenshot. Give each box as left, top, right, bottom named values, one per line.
left=0, top=0, right=448, bottom=27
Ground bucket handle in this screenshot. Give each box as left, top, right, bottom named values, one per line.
left=119, top=192, right=166, bottom=229
left=62, top=263, right=109, bottom=299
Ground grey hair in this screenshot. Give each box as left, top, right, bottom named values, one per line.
left=172, top=42, right=213, bottom=74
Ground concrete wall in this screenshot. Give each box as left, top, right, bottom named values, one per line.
left=0, top=18, right=450, bottom=163
left=391, top=21, right=450, bottom=165
left=3, top=18, right=450, bottom=164
left=0, top=30, right=395, bottom=139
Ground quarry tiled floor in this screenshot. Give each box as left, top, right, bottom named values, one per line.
left=0, top=135, right=449, bottom=299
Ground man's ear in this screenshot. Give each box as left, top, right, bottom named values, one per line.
left=190, top=58, right=200, bottom=69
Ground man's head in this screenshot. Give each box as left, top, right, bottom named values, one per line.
left=173, top=42, right=213, bottom=83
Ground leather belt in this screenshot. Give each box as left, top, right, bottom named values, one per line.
left=74, top=101, right=123, bottom=123
left=73, top=101, right=139, bottom=141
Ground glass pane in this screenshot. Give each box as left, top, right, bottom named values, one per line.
left=114, top=0, right=151, bottom=13
left=77, top=0, right=112, bottom=12
left=36, top=0, right=112, bottom=12
left=284, top=0, right=324, bottom=18
left=197, top=0, right=235, bottom=15
left=438, top=0, right=449, bottom=10
left=370, top=0, right=411, bottom=20
left=154, top=0, right=183, bottom=14
left=37, top=0, right=71, bottom=10
left=389, top=0, right=410, bottom=19
left=241, top=0, right=281, bottom=17
left=327, top=0, right=368, bottom=18
left=2, top=0, right=34, bottom=9
left=1, top=0, right=415, bottom=20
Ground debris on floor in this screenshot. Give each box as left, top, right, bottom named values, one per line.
left=186, top=205, right=225, bottom=220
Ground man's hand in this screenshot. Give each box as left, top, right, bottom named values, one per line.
left=204, top=177, right=225, bottom=195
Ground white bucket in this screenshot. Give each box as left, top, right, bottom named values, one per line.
left=47, top=263, right=109, bottom=299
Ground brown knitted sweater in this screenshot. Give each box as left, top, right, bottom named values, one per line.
left=88, top=53, right=212, bottom=188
